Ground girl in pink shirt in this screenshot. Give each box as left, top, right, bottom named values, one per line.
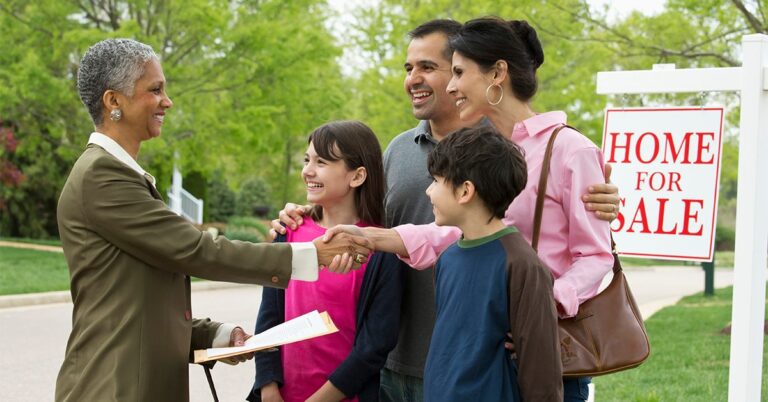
left=250, top=121, right=404, bottom=402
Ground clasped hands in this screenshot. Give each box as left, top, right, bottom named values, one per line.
left=311, top=225, right=372, bottom=274
left=273, top=205, right=372, bottom=274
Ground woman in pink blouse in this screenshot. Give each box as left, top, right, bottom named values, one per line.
left=322, top=17, right=613, bottom=402
left=402, top=17, right=614, bottom=318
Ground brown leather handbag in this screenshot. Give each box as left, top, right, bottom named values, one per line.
left=531, top=125, right=651, bottom=377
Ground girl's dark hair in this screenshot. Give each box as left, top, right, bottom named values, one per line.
left=307, top=120, right=385, bottom=226
left=449, top=17, right=544, bottom=102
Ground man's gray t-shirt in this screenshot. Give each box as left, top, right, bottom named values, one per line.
left=383, top=120, right=437, bottom=378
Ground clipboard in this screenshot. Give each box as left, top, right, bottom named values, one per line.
left=194, top=310, right=338, bottom=363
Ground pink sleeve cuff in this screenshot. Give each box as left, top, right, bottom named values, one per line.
left=553, top=279, right=579, bottom=318
left=392, top=224, right=435, bottom=269
left=392, top=223, right=461, bottom=269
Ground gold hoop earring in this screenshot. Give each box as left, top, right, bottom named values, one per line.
left=485, top=84, right=503, bottom=106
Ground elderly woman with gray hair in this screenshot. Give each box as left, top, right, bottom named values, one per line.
left=55, top=38, right=372, bottom=402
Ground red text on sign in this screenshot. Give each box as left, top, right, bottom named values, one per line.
left=635, top=171, right=683, bottom=191
left=606, top=131, right=716, bottom=165
left=612, top=197, right=704, bottom=236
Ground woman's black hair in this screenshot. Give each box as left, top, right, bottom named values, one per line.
left=450, top=17, right=544, bottom=102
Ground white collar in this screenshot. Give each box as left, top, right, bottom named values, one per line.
left=87, top=132, right=156, bottom=186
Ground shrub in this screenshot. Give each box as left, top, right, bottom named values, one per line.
left=207, top=171, right=236, bottom=222
left=223, top=216, right=270, bottom=243
left=222, top=229, right=263, bottom=243
left=715, top=225, right=735, bottom=251
left=235, top=177, right=272, bottom=218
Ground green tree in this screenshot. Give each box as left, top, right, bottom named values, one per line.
left=554, top=0, right=759, bottom=237
left=0, top=1, right=85, bottom=238
left=343, top=0, right=618, bottom=146
left=0, top=0, right=349, bottom=236
left=556, top=0, right=754, bottom=68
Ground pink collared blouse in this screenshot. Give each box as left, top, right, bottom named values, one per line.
left=394, top=111, right=613, bottom=317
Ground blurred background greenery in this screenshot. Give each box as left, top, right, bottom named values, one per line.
left=0, top=0, right=755, bottom=247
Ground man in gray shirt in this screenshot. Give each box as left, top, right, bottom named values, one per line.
left=378, top=21, right=467, bottom=402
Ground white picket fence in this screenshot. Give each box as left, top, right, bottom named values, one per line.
left=167, top=187, right=203, bottom=224
left=167, top=165, right=203, bottom=224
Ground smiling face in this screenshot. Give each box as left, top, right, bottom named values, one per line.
left=446, top=51, right=495, bottom=123
left=425, top=176, right=461, bottom=227
left=302, top=141, right=362, bottom=208
left=403, top=33, right=457, bottom=122
left=120, top=58, right=173, bottom=142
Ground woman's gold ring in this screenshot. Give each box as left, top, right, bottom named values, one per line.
left=354, top=253, right=366, bottom=264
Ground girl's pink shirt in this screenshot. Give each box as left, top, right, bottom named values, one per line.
left=280, top=217, right=367, bottom=402
left=394, top=111, right=613, bottom=317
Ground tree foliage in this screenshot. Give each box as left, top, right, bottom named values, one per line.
left=0, top=0, right=752, bottom=239
left=0, top=0, right=347, bottom=237
left=555, top=0, right=758, bottom=68
left=549, top=0, right=757, bottom=231
left=343, top=0, right=618, bottom=145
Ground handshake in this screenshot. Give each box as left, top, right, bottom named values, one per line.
left=311, top=227, right=373, bottom=274
left=277, top=203, right=398, bottom=274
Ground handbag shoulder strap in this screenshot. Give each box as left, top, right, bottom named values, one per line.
left=531, top=124, right=571, bottom=252
left=530, top=124, right=620, bottom=264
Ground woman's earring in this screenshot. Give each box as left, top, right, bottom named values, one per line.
left=110, top=109, right=122, bottom=122
left=485, top=84, right=504, bottom=106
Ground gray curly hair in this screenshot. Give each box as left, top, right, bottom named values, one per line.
left=77, top=38, right=158, bottom=125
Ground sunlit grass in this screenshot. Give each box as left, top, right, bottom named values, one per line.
left=593, top=285, right=767, bottom=401
left=0, top=246, right=69, bottom=295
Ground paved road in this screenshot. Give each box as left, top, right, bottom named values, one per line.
left=0, top=241, right=62, bottom=253
left=0, top=267, right=736, bottom=402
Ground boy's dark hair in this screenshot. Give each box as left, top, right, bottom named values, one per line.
left=428, top=126, right=527, bottom=220
left=408, top=19, right=462, bottom=61
left=450, top=16, right=544, bottom=102
left=307, top=120, right=385, bottom=226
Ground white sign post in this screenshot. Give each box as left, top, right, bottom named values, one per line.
left=596, top=35, right=768, bottom=401
left=602, top=107, right=725, bottom=261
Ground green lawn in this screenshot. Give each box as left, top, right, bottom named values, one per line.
left=593, top=285, right=768, bottom=401
left=0, top=245, right=211, bottom=295
left=0, top=246, right=70, bottom=295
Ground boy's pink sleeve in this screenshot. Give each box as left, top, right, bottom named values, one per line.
left=392, top=223, right=462, bottom=269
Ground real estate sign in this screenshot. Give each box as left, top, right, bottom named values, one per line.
left=602, top=107, right=725, bottom=261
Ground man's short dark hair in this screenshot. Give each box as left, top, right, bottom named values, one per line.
left=428, top=126, right=527, bottom=220
left=408, top=19, right=461, bottom=60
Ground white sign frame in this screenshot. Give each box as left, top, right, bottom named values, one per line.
left=596, top=35, right=768, bottom=402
